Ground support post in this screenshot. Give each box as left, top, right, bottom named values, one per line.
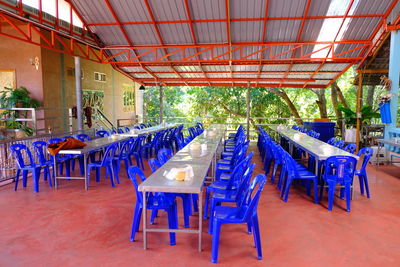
left=246, top=81, right=250, bottom=141
left=355, top=71, right=363, bottom=152
left=159, top=82, right=163, bottom=124
left=385, top=30, right=400, bottom=139
left=74, top=56, right=83, bottom=131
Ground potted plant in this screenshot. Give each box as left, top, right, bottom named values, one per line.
left=338, top=105, right=381, bottom=143
left=0, top=86, right=41, bottom=138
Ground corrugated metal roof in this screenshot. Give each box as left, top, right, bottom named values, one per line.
left=64, top=0, right=398, bottom=88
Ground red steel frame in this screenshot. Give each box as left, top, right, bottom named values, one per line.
left=0, top=0, right=398, bottom=88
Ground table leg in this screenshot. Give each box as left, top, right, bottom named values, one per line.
left=198, top=189, right=203, bottom=252
left=54, top=157, right=58, bottom=189
left=84, top=154, right=88, bottom=190
left=143, top=190, right=147, bottom=250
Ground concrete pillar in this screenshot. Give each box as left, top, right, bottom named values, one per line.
left=135, top=83, right=144, bottom=123
left=159, top=83, right=163, bottom=124
left=246, top=81, right=250, bottom=140
left=385, top=29, right=400, bottom=138
left=74, top=56, right=83, bottom=131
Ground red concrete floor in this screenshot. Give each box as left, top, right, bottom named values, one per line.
left=0, top=145, right=399, bottom=267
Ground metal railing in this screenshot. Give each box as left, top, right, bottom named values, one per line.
left=0, top=128, right=98, bottom=183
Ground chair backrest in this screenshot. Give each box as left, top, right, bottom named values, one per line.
left=101, top=144, right=118, bottom=164
left=334, top=140, right=345, bottom=149
left=157, top=148, right=173, bottom=165
left=76, top=134, right=91, bottom=142
left=128, top=166, right=147, bottom=204
left=117, top=140, right=131, bottom=159
left=32, top=141, right=48, bottom=164
left=327, top=137, right=336, bottom=145
left=235, top=163, right=256, bottom=205
left=124, top=126, right=131, bottom=132
left=344, top=143, right=356, bottom=154
left=96, top=130, right=110, bottom=138
left=10, top=144, right=35, bottom=168
left=117, top=128, right=125, bottom=134
left=241, top=174, right=267, bottom=221
left=357, top=147, right=373, bottom=171
left=48, top=138, right=63, bottom=144
left=148, top=158, right=161, bottom=173
left=323, top=155, right=357, bottom=183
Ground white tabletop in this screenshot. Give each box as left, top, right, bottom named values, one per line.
left=269, top=125, right=358, bottom=160
left=139, top=129, right=224, bottom=193
left=376, top=138, right=400, bottom=147
left=119, top=124, right=178, bottom=137
left=57, top=135, right=128, bottom=155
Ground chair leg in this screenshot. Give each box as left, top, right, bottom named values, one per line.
left=113, top=161, right=120, bottom=185
left=33, top=168, right=41, bottom=193
left=358, top=175, right=365, bottom=195
left=14, top=169, right=21, bottom=191
left=192, top=194, right=199, bottom=212
left=130, top=204, right=142, bottom=242
left=65, top=159, right=71, bottom=177
left=327, top=183, right=335, bottom=211
left=167, top=206, right=177, bottom=246
left=150, top=209, right=157, bottom=225
left=345, top=183, right=352, bottom=212
left=313, top=179, right=319, bottom=204
left=252, top=215, right=262, bottom=260
left=182, top=195, right=190, bottom=228
left=22, top=170, right=28, bottom=187
left=204, top=189, right=211, bottom=219
left=107, top=165, right=115, bottom=187
left=211, top=221, right=222, bottom=263
left=95, top=167, right=100, bottom=182
left=78, top=156, right=85, bottom=175
left=363, top=175, right=371, bottom=198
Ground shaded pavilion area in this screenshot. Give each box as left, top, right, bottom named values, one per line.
left=0, top=147, right=399, bottom=266
left=1, top=0, right=400, bottom=266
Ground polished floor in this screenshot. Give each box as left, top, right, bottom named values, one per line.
left=0, top=146, right=399, bottom=267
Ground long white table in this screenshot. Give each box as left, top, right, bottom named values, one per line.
left=54, top=135, right=128, bottom=190
left=268, top=125, right=358, bottom=174
left=138, top=129, right=224, bottom=252
left=376, top=138, right=400, bottom=164
left=119, top=124, right=178, bottom=137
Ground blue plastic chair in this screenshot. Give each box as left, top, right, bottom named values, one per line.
left=343, top=143, right=356, bottom=154
left=76, top=134, right=91, bottom=141
left=204, top=154, right=251, bottom=219
left=48, top=138, right=71, bottom=177
left=320, top=155, right=357, bottom=212
left=112, top=140, right=132, bottom=183
left=157, top=148, right=173, bottom=165
left=96, top=130, right=110, bottom=138
left=355, top=147, right=373, bottom=198
left=10, top=144, right=42, bottom=193
left=130, top=136, right=145, bottom=169
left=280, top=152, right=319, bottom=204
left=147, top=158, right=191, bottom=228
left=128, top=166, right=177, bottom=245
left=32, top=141, right=53, bottom=187
left=211, top=174, right=267, bottom=263
left=327, top=137, right=336, bottom=145
left=124, top=126, right=131, bottom=132
left=334, top=140, right=345, bottom=149
left=87, top=143, right=118, bottom=187
left=208, top=163, right=256, bottom=233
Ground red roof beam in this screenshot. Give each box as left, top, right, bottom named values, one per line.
left=85, top=14, right=385, bottom=26
left=142, top=82, right=327, bottom=89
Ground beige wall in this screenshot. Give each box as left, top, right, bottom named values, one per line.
left=39, top=30, right=140, bottom=132
left=0, top=26, right=43, bottom=102
left=0, top=26, right=141, bottom=133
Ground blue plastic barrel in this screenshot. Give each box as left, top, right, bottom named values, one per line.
left=303, top=122, right=336, bottom=142
left=379, top=102, right=391, bottom=124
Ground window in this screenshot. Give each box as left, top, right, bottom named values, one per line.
left=94, top=72, right=106, bottom=82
